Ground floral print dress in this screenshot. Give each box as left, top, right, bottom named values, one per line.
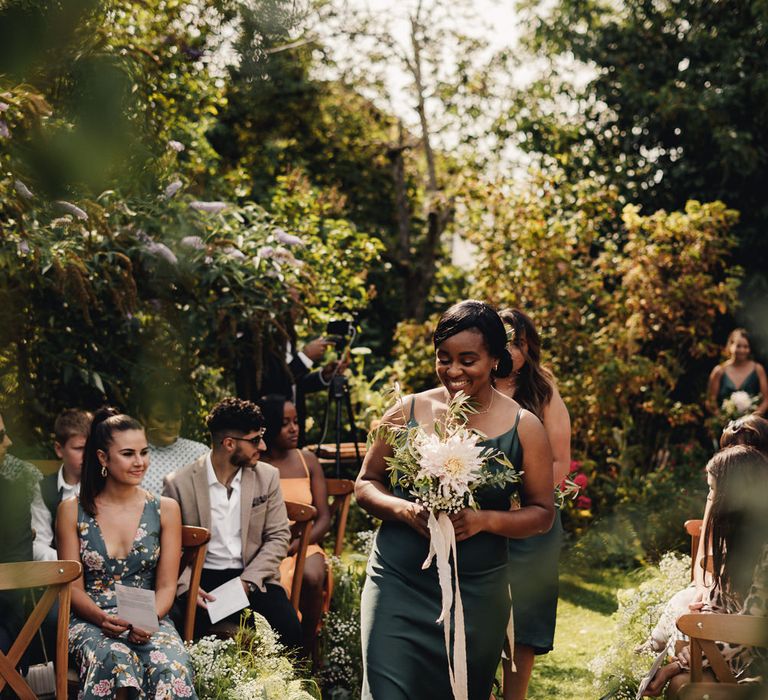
left=69, top=493, right=197, bottom=699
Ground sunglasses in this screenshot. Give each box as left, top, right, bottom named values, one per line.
left=221, top=430, right=265, bottom=446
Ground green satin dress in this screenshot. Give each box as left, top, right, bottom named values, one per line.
left=717, top=366, right=761, bottom=406
left=360, top=409, right=522, bottom=700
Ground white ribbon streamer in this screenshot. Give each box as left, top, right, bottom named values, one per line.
left=422, top=511, right=468, bottom=700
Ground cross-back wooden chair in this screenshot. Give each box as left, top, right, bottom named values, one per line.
left=685, top=519, right=703, bottom=581
left=180, top=525, right=211, bottom=641
left=675, top=613, right=768, bottom=699
left=325, top=479, right=355, bottom=558
left=285, top=501, right=318, bottom=613
left=0, top=560, right=81, bottom=700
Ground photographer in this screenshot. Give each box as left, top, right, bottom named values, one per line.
left=257, top=334, right=348, bottom=446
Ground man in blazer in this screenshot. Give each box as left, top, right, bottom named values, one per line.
left=163, top=397, right=302, bottom=648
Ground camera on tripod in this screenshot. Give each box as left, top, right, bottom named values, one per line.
left=325, top=318, right=356, bottom=352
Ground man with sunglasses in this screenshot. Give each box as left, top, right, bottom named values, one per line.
left=163, top=397, right=301, bottom=647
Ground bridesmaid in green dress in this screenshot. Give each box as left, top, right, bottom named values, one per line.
left=357, top=300, right=555, bottom=700
left=707, top=328, right=768, bottom=418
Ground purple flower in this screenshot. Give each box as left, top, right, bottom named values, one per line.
left=180, top=235, right=205, bottom=250
left=145, top=241, right=178, bottom=265
left=168, top=140, right=185, bottom=152
left=56, top=200, right=88, bottom=221
left=14, top=180, right=33, bottom=199
left=0, top=102, right=8, bottom=111
left=164, top=179, right=183, bottom=198
left=257, top=245, right=275, bottom=259
left=275, top=228, right=303, bottom=246
left=17, top=240, right=30, bottom=254
left=222, top=245, right=246, bottom=260
left=0, top=120, right=9, bottom=139
left=189, top=201, right=228, bottom=214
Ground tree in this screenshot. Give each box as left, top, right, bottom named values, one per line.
left=507, top=0, right=768, bottom=310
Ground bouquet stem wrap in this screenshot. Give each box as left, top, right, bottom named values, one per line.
left=422, top=511, right=468, bottom=700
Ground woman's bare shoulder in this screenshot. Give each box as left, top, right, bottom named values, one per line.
left=380, top=388, right=444, bottom=427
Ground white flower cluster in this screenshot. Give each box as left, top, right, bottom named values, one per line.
left=186, top=612, right=317, bottom=700
left=721, top=390, right=760, bottom=420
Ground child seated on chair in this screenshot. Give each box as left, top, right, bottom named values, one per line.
left=30, top=409, right=92, bottom=561
left=641, top=445, right=768, bottom=697
left=259, top=394, right=332, bottom=654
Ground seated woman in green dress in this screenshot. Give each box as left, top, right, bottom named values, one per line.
left=356, top=300, right=555, bottom=700
left=57, top=408, right=197, bottom=700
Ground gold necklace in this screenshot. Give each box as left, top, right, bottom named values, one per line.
left=475, top=388, right=496, bottom=415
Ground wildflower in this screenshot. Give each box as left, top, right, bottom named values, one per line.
left=0, top=120, right=9, bottom=138
left=222, top=245, right=246, bottom=260
left=257, top=245, right=275, bottom=259
left=164, top=179, right=183, bottom=198
left=274, top=228, right=303, bottom=246
left=14, top=180, right=33, bottom=199
left=189, top=200, right=228, bottom=214
left=0, top=102, right=8, bottom=111
left=145, top=241, right=178, bottom=265
left=17, top=240, right=30, bottom=254
left=168, top=139, right=185, bottom=152
left=180, top=235, right=205, bottom=250
left=56, top=200, right=88, bottom=221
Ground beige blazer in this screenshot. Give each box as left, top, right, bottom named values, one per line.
left=162, top=454, right=290, bottom=594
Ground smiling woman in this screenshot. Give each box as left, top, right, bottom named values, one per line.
left=56, top=407, right=197, bottom=700
left=356, top=299, right=555, bottom=700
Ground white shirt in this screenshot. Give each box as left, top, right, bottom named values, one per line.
left=204, top=453, right=244, bottom=570
left=30, top=466, right=80, bottom=561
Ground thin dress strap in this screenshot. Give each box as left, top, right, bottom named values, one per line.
left=512, top=407, right=523, bottom=432
left=296, top=449, right=311, bottom=478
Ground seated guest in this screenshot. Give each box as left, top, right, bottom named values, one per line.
left=138, top=388, right=207, bottom=496
left=0, top=411, right=41, bottom=657
left=57, top=408, right=197, bottom=699
left=642, top=445, right=768, bottom=696
left=30, top=408, right=92, bottom=561
left=163, top=397, right=302, bottom=648
left=259, top=394, right=331, bottom=652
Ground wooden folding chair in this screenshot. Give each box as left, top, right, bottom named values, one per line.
left=180, top=525, right=211, bottom=642
left=0, top=560, right=81, bottom=700
left=684, top=519, right=703, bottom=581
left=285, top=501, right=318, bottom=613
left=675, top=613, right=768, bottom=699
left=325, top=479, right=355, bottom=558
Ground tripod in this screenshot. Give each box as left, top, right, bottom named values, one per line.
left=317, top=372, right=362, bottom=479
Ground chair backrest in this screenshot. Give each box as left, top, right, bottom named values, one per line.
left=285, top=501, right=318, bottom=613
left=0, top=560, right=81, bottom=700
left=684, top=519, right=703, bottom=581
left=677, top=612, right=768, bottom=686
left=325, top=478, right=354, bottom=557
left=179, top=525, right=210, bottom=642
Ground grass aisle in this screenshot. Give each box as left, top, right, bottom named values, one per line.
left=525, top=566, right=632, bottom=699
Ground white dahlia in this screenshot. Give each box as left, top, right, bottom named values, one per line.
left=414, top=431, right=486, bottom=497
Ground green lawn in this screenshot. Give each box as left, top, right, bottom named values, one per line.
left=525, top=566, right=633, bottom=699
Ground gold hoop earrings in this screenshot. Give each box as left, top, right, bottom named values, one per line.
left=101, top=465, right=107, bottom=478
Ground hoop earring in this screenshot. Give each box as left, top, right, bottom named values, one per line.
left=101, top=465, right=107, bottom=478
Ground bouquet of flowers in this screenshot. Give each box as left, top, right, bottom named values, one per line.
left=721, top=390, right=760, bottom=421
left=373, top=388, right=520, bottom=700
left=377, top=389, right=520, bottom=512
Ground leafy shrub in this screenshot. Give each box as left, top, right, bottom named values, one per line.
left=589, top=552, right=691, bottom=698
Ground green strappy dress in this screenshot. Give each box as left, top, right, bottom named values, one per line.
left=360, top=406, right=522, bottom=700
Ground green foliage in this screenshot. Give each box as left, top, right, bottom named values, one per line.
left=317, top=535, right=372, bottom=698
left=188, top=611, right=320, bottom=699
left=589, top=552, right=690, bottom=698
left=0, top=1, right=382, bottom=449
left=511, top=0, right=768, bottom=300
left=468, top=171, right=741, bottom=506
